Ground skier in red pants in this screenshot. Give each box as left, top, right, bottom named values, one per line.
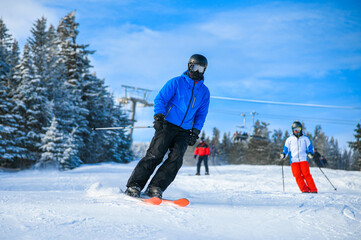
left=280, top=121, right=318, bottom=193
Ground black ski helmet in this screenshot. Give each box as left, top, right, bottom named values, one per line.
left=188, top=54, right=208, bottom=80
left=292, top=121, right=303, bottom=137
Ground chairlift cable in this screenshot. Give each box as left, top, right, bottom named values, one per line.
left=211, top=96, right=361, bottom=110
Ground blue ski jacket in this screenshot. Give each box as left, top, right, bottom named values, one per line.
left=154, top=71, right=210, bottom=131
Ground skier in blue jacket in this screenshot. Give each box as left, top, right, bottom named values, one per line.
left=125, top=54, right=210, bottom=198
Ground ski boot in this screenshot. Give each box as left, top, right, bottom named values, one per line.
left=125, top=185, right=141, bottom=198
left=145, top=186, right=163, bottom=199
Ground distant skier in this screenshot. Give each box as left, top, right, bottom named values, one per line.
left=313, top=148, right=322, bottom=167
left=125, top=54, right=210, bottom=198
left=209, top=143, right=218, bottom=165
left=280, top=121, right=318, bottom=193
left=320, top=156, right=328, bottom=167
left=194, top=138, right=210, bottom=175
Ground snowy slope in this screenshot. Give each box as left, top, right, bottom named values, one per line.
left=1, top=162, right=360, bottom=240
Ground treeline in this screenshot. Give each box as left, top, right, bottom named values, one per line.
left=199, top=120, right=361, bottom=171
left=0, top=12, right=132, bottom=170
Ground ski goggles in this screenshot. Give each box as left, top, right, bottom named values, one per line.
left=293, top=127, right=302, bottom=133
left=191, top=64, right=206, bottom=73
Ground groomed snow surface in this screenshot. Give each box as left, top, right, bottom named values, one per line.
left=1, top=161, right=361, bottom=240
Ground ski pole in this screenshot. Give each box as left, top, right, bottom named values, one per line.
left=281, top=160, right=285, bottom=192
left=93, top=126, right=152, bottom=130
left=317, top=166, right=337, bottom=191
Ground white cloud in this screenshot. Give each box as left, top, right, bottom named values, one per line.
left=0, top=0, right=61, bottom=43
left=86, top=2, right=361, bottom=98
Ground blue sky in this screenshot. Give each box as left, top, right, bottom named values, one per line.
left=1, top=0, right=361, bottom=150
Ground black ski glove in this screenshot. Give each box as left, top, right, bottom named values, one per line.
left=153, top=113, right=165, bottom=131
left=188, top=128, right=200, bottom=146
left=280, top=153, right=286, bottom=160
left=308, top=153, right=314, bottom=159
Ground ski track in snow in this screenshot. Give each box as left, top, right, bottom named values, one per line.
left=1, top=162, right=361, bottom=240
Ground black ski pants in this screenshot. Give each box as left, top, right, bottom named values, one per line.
left=197, top=155, right=209, bottom=174
left=126, top=122, right=189, bottom=192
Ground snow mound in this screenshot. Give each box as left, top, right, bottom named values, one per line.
left=86, top=182, right=121, bottom=198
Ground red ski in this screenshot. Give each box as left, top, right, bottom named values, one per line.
left=141, top=197, right=162, bottom=205
left=161, top=198, right=190, bottom=207
left=122, top=189, right=162, bottom=205
left=122, top=189, right=188, bottom=207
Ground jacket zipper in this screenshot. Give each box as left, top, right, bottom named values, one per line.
left=192, top=95, right=197, bottom=108
left=165, top=105, right=173, bottom=118
left=180, top=81, right=196, bottom=127
left=297, top=137, right=300, bottom=161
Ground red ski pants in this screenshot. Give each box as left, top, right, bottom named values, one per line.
left=291, top=161, right=317, bottom=193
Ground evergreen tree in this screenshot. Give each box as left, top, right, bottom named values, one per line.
left=312, top=125, right=328, bottom=155
left=28, top=18, right=62, bottom=101
left=327, top=137, right=341, bottom=169
left=0, top=19, right=12, bottom=87
left=0, top=19, right=25, bottom=168
left=84, top=75, right=132, bottom=163
left=82, top=73, right=110, bottom=163
left=8, top=39, right=20, bottom=92
left=211, top=127, right=221, bottom=151
left=104, top=104, right=133, bottom=163
left=60, top=127, right=83, bottom=170
left=341, top=149, right=352, bottom=170
left=246, top=120, right=271, bottom=165
left=38, top=116, right=65, bottom=169
left=227, top=141, right=247, bottom=165
left=12, top=44, right=52, bottom=164
left=219, top=132, right=232, bottom=163
left=349, top=123, right=361, bottom=170
left=270, top=129, right=284, bottom=165
left=57, top=11, right=91, bottom=162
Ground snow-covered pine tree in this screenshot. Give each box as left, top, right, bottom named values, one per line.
left=246, top=120, right=271, bottom=165
left=341, top=149, right=352, bottom=170
left=219, top=132, right=232, bottom=163
left=349, top=123, right=361, bottom=171
left=327, top=137, right=341, bottom=169
left=12, top=43, right=52, bottom=165
left=57, top=11, right=90, bottom=163
left=271, top=129, right=284, bottom=164
left=0, top=19, right=25, bottom=168
left=28, top=17, right=62, bottom=101
left=0, top=19, right=12, bottom=87
left=211, top=127, right=221, bottom=148
left=57, top=11, right=132, bottom=165
left=45, top=24, right=64, bottom=101
left=104, top=100, right=133, bottom=163
left=7, top=39, right=20, bottom=92
left=312, top=125, right=328, bottom=155
left=82, top=73, right=132, bottom=163
left=60, top=127, right=83, bottom=170
left=38, top=116, right=65, bottom=169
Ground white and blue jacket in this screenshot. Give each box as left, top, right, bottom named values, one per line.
left=154, top=71, right=210, bottom=131
left=282, top=134, right=314, bottom=163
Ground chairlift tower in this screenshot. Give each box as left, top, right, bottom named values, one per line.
left=119, top=85, right=154, bottom=141
left=250, top=111, right=258, bottom=136
left=241, top=113, right=246, bottom=128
